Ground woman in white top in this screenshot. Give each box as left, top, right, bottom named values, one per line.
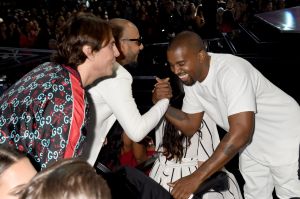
left=150, top=114, right=243, bottom=199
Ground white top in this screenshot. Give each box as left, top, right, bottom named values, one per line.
left=150, top=114, right=243, bottom=198
left=154, top=114, right=220, bottom=161
left=82, top=62, right=169, bottom=165
left=182, top=53, right=300, bottom=166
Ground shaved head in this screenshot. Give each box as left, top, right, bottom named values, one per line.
left=166, top=31, right=210, bottom=85
left=108, top=18, right=137, bottom=42
left=168, top=31, right=205, bottom=54
left=108, top=18, right=143, bottom=65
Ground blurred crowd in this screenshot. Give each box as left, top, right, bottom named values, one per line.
left=1, top=0, right=299, bottom=49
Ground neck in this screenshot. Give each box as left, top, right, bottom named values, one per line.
left=77, top=63, right=91, bottom=87
left=199, top=54, right=211, bottom=82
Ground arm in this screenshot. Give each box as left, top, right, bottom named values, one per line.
left=122, top=133, right=148, bottom=164
left=165, top=106, right=203, bottom=137
left=97, top=73, right=171, bottom=142
left=152, top=80, right=203, bottom=136
left=170, top=111, right=254, bottom=199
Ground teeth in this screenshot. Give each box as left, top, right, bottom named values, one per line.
left=179, top=74, right=188, bottom=79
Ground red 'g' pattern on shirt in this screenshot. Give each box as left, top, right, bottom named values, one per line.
left=0, top=62, right=88, bottom=169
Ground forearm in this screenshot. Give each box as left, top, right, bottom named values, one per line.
left=165, top=106, right=202, bottom=136
left=118, top=98, right=169, bottom=142
left=193, top=130, right=250, bottom=186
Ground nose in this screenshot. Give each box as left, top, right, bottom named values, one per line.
left=171, top=65, right=180, bottom=75
left=139, top=43, right=144, bottom=50
left=114, top=45, right=120, bottom=57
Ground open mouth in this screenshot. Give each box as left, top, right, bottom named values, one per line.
left=178, top=73, right=189, bottom=81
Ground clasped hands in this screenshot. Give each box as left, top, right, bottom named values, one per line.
left=152, top=77, right=173, bottom=103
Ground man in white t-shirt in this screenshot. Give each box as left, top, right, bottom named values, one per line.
left=82, top=18, right=172, bottom=166
left=152, top=31, right=300, bottom=199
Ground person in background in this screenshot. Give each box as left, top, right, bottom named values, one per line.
left=83, top=18, right=171, bottom=166
left=150, top=112, right=243, bottom=198
left=18, top=158, right=111, bottom=199
left=152, top=30, right=300, bottom=199
left=0, top=12, right=119, bottom=170
left=97, top=121, right=155, bottom=173
left=0, top=146, right=37, bottom=199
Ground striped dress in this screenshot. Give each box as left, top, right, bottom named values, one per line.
left=149, top=114, right=243, bottom=199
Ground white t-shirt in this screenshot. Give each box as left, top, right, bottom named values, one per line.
left=182, top=53, right=300, bottom=166
left=82, top=62, right=169, bottom=165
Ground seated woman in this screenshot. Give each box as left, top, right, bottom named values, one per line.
left=97, top=121, right=155, bottom=173
left=17, top=158, right=111, bottom=199
left=149, top=114, right=243, bottom=199
left=0, top=146, right=37, bottom=199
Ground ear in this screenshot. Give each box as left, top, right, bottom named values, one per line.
left=82, top=45, right=94, bottom=60
left=196, top=50, right=203, bottom=61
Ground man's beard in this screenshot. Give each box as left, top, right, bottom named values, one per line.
left=181, top=76, right=196, bottom=86
left=125, top=62, right=138, bottom=69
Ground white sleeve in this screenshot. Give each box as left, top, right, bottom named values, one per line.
left=154, top=118, right=165, bottom=151
left=100, top=76, right=169, bottom=142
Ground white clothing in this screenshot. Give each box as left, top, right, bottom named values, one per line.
left=240, top=152, right=300, bottom=199
left=182, top=53, right=300, bottom=166
left=182, top=53, right=300, bottom=197
left=82, top=62, right=169, bottom=165
left=150, top=114, right=243, bottom=199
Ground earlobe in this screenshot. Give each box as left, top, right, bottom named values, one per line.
left=82, top=45, right=93, bottom=60
left=198, top=50, right=207, bottom=62
left=197, top=50, right=203, bottom=62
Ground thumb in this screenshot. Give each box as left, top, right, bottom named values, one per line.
left=155, top=77, right=170, bottom=83
left=162, top=77, right=170, bottom=82
left=167, top=181, right=176, bottom=187
left=155, top=76, right=163, bottom=83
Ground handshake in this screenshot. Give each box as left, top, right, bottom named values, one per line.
left=152, top=77, right=173, bottom=104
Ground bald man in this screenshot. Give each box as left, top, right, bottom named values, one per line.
left=152, top=31, right=300, bottom=199
left=82, top=18, right=172, bottom=166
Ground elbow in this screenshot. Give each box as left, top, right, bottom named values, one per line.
left=125, top=130, right=144, bottom=142
left=130, top=136, right=143, bottom=143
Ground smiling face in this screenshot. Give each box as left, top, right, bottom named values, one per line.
left=92, top=35, right=120, bottom=77
left=167, top=46, right=203, bottom=86
left=118, top=22, right=144, bottom=65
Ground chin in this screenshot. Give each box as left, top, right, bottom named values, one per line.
left=182, top=80, right=196, bottom=86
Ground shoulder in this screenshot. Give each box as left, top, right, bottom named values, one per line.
left=210, top=53, right=252, bottom=78
left=88, top=63, right=132, bottom=95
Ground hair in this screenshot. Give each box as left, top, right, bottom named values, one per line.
left=161, top=120, right=190, bottom=161
left=108, top=18, right=126, bottom=45
left=51, top=12, right=112, bottom=68
left=0, top=146, right=26, bottom=176
left=18, top=158, right=111, bottom=199
left=160, top=94, right=191, bottom=162
left=97, top=121, right=124, bottom=171
left=168, top=30, right=206, bottom=54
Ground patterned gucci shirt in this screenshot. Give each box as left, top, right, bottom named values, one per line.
left=0, top=62, right=88, bottom=169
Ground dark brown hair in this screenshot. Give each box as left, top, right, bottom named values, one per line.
left=52, top=12, right=112, bottom=68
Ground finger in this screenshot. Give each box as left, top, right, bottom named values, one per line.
left=155, top=77, right=170, bottom=83
left=161, top=77, right=170, bottom=82
left=155, top=82, right=171, bottom=89
left=155, top=76, right=162, bottom=83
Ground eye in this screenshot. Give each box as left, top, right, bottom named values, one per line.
left=178, top=62, right=185, bottom=67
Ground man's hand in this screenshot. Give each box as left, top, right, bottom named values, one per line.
left=152, top=77, right=172, bottom=104
left=168, top=173, right=201, bottom=199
